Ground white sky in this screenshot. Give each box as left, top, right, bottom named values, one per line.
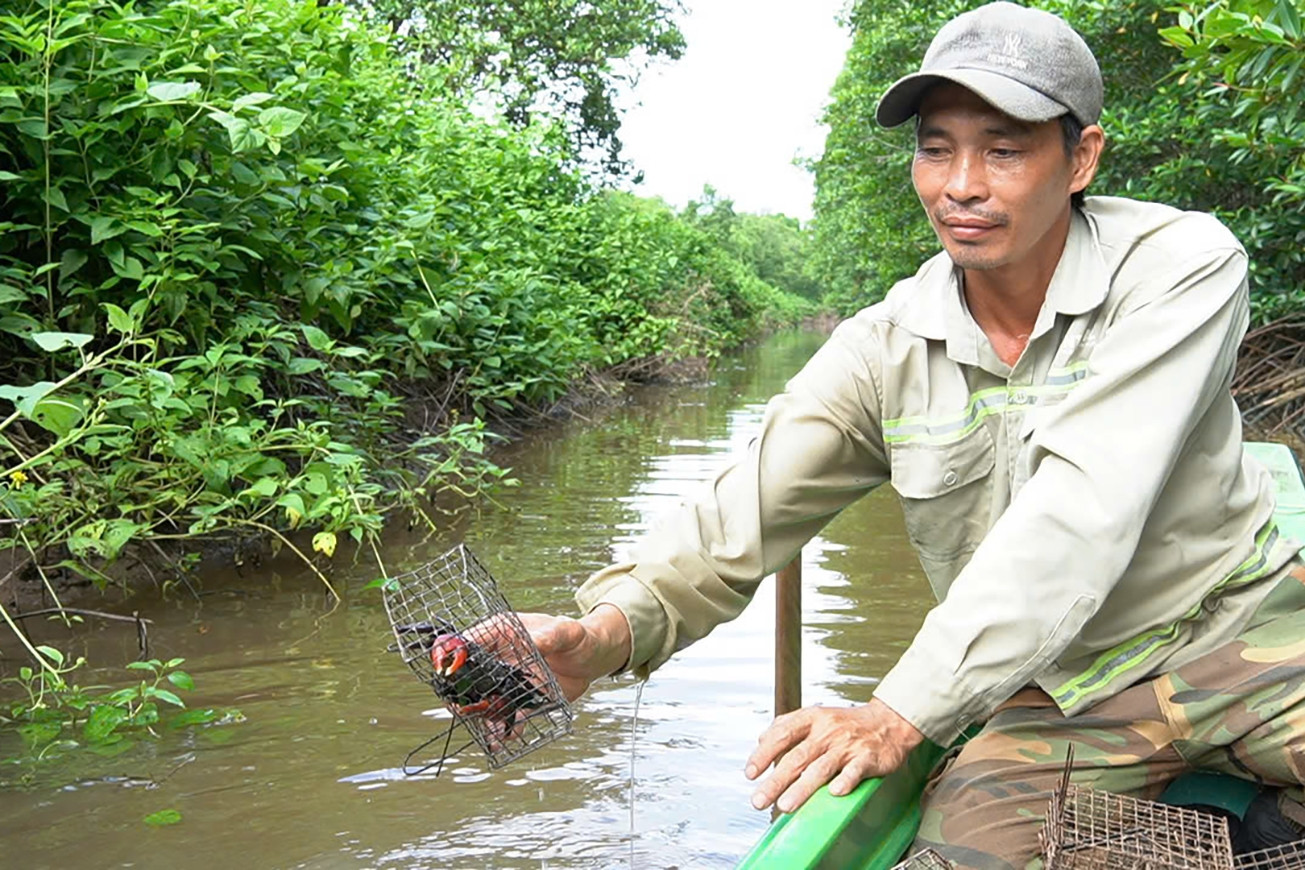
left=618, top=0, right=853, bottom=222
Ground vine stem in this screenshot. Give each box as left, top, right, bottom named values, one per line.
left=42, top=1, right=56, bottom=329
left=0, top=599, right=60, bottom=676
left=18, top=525, right=68, bottom=625
left=227, top=518, right=340, bottom=601
left=347, top=483, right=388, bottom=581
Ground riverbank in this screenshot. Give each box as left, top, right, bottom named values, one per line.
left=0, top=318, right=833, bottom=619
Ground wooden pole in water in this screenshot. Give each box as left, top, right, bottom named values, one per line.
left=774, top=554, right=802, bottom=718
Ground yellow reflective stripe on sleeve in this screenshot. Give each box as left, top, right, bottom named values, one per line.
left=1051, top=521, right=1281, bottom=709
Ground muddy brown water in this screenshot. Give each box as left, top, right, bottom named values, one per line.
left=0, top=330, right=933, bottom=869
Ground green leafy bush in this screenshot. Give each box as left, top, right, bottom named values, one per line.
left=1, top=649, right=241, bottom=763
left=0, top=0, right=811, bottom=607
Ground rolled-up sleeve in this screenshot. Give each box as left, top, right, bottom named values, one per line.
left=576, top=317, right=892, bottom=676
left=874, top=245, right=1250, bottom=745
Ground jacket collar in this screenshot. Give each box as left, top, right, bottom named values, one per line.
left=893, top=208, right=1110, bottom=352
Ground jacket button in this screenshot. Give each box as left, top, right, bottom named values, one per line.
left=942, top=471, right=959, bottom=487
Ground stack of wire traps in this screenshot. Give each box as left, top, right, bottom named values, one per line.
left=1041, top=782, right=1233, bottom=869
left=383, top=544, right=573, bottom=774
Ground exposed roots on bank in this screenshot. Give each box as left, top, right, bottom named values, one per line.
left=1236, top=316, right=1305, bottom=442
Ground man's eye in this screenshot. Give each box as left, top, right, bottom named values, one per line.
left=991, top=148, right=1020, bottom=159
left=917, top=147, right=947, bottom=158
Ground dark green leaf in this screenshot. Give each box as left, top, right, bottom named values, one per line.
left=83, top=705, right=127, bottom=743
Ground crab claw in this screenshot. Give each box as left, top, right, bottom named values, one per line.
left=431, top=634, right=469, bottom=677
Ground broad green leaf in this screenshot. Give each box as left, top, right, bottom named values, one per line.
left=143, top=809, right=182, bottom=827
left=245, top=476, right=277, bottom=498
left=18, top=119, right=48, bottom=139
left=233, top=92, right=275, bottom=112
left=29, top=393, right=84, bottom=435
left=34, top=645, right=65, bottom=666
left=111, top=256, right=145, bottom=282
left=90, top=216, right=125, bottom=245
left=302, top=471, right=329, bottom=495
left=277, top=492, right=306, bottom=526
left=18, top=721, right=63, bottom=747
left=0, top=381, right=57, bottom=415
left=168, top=708, right=222, bottom=728
left=301, top=324, right=333, bottom=351
left=31, top=332, right=93, bottom=353
left=103, top=303, right=134, bottom=334
left=257, top=106, right=307, bottom=138
left=102, top=519, right=144, bottom=557
left=287, top=357, right=323, bottom=375
left=126, top=220, right=163, bottom=237
left=83, top=705, right=127, bottom=743
left=146, top=81, right=200, bottom=101
left=151, top=688, right=185, bottom=708
left=167, top=671, right=196, bottom=691
left=207, top=111, right=261, bottom=153
left=59, top=249, right=89, bottom=280
left=30, top=395, right=84, bottom=437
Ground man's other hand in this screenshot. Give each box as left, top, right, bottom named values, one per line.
left=517, top=603, right=632, bottom=702
left=744, top=698, right=925, bottom=813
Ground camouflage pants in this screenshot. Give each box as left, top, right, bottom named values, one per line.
left=914, top=566, right=1305, bottom=870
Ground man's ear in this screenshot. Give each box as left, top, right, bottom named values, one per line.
left=1070, top=125, right=1105, bottom=196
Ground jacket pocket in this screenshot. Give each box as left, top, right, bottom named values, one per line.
left=889, top=428, right=996, bottom=561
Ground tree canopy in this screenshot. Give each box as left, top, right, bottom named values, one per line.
left=812, top=0, right=1305, bottom=322
left=365, top=0, right=687, bottom=173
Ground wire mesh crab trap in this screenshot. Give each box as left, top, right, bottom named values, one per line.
left=890, top=848, right=955, bottom=870
left=1041, top=756, right=1234, bottom=870
left=1235, top=842, right=1305, bottom=870
left=382, top=544, right=573, bottom=776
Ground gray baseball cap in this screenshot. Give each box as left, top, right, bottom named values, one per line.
left=875, top=2, right=1103, bottom=128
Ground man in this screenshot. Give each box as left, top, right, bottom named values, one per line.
left=523, top=3, right=1305, bottom=865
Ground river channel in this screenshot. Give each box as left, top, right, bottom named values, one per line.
left=0, top=329, right=934, bottom=869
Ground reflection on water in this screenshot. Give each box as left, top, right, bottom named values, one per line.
left=0, top=330, right=935, bottom=869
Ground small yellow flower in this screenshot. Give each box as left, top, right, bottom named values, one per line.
left=8, top=470, right=27, bottom=489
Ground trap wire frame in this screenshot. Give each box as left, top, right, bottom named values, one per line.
left=382, top=544, right=573, bottom=776
left=891, top=849, right=955, bottom=870
left=1235, top=842, right=1305, bottom=870
left=1041, top=751, right=1233, bottom=870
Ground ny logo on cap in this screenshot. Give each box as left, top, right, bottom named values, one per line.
left=987, top=30, right=1029, bottom=70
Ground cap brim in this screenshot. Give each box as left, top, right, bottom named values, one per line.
left=875, top=69, right=1069, bottom=128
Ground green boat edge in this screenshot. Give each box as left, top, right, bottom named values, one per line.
left=737, top=441, right=1305, bottom=870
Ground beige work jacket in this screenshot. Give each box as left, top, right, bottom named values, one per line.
left=576, top=196, right=1300, bottom=745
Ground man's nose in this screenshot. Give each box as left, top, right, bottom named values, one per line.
left=944, top=152, right=987, bottom=203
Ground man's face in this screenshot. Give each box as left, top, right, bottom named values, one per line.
left=911, top=83, right=1091, bottom=273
